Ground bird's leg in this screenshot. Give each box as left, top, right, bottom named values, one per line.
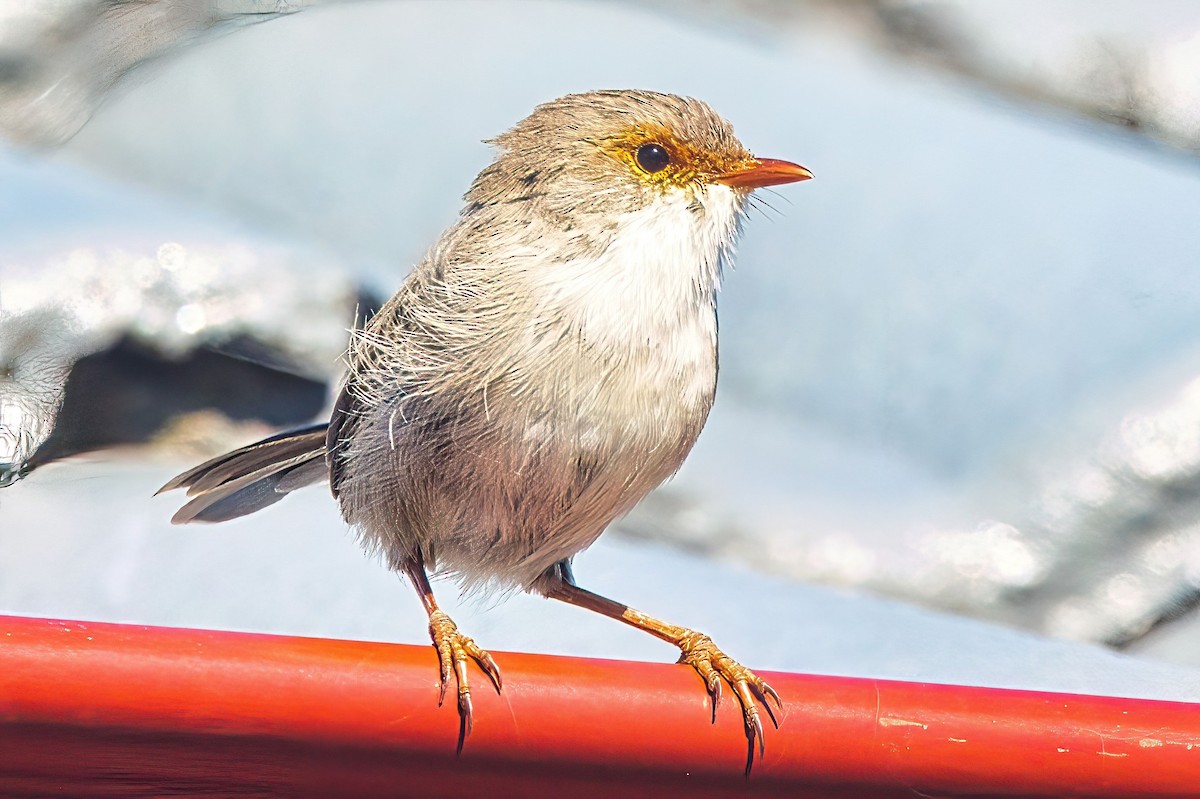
left=401, top=556, right=502, bottom=753
left=539, top=560, right=781, bottom=775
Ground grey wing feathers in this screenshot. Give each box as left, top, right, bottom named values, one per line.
left=159, top=423, right=330, bottom=524
left=325, top=384, right=361, bottom=499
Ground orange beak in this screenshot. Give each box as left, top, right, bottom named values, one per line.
left=714, top=158, right=813, bottom=189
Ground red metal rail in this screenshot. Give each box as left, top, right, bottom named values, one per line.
left=0, top=614, right=1198, bottom=797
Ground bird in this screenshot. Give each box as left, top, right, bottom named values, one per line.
left=159, top=89, right=812, bottom=774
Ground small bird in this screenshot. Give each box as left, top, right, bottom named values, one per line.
left=160, top=89, right=811, bottom=773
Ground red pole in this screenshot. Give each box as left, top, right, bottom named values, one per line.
left=0, top=614, right=1197, bottom=797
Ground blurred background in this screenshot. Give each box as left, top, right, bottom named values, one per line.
left=4, top=0, right=1200, bottom=697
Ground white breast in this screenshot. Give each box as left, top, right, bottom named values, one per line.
left=531, top=184, right=744, bottom=407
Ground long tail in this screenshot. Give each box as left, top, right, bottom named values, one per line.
left=158, top=423, right=330, bottom=524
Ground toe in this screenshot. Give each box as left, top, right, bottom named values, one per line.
left=461, top=634, right=503, bottom=694
left=457, top=681, right=474, bottom=743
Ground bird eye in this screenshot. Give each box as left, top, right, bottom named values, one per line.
left=635, top=143, right=671, bottom=173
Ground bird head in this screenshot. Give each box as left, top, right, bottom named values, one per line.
left=466, top=90, right=811, bottom=225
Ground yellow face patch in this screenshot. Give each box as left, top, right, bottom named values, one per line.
left=598, top=124, right=756, bottom=190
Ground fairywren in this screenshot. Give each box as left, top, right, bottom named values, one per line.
left=162, top=89, right=812, bottom=773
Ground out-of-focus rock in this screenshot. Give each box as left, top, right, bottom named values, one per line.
left=0, top=0, right=316, bottom=147
left=5, top=0, right=1200, bottom=669
left=0, top=151, right=364, bottom=481
left=861, top=0, right=1200, bottom=156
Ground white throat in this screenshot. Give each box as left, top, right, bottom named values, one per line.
left=539, top=184, right=743, bottom=345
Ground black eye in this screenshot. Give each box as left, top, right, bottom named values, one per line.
left=635, top=143, right=671, bottom=173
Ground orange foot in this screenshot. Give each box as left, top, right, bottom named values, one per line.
left=676, top=631, right=782, bottom=775
left=427, top=609, right=503, bottom=753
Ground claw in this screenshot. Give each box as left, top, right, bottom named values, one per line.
left=477, top=649, right=504, bottom=693
left=764, top=682, right=783, bottom=712
left=676, top=632, right=781, bottom=776
left=427, top=609, right=503, bottom=755
left=457, top=686, right=474, bottom=752
left=750, top=680, right=780, bottom=730
left=708, top=673, right=722, bottom=724
left=456, top=708, right=469, bottom=756
left=684, top=649, right=724, bottom=724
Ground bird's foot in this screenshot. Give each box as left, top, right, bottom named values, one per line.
left=427, top=609, right=503, bottom=752
left=676, top=631, right=782, bottom=775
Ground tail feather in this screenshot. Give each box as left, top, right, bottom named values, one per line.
left=159, top=423, right=330, bottom=524
left=158, top=423, right=328, bottom=496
